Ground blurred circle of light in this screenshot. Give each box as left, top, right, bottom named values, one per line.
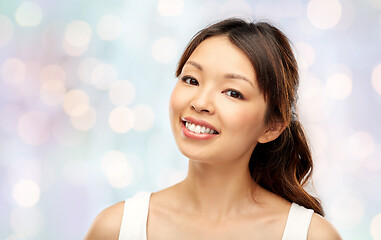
left=96, top=15, right=122, bottom=41
left=0, top=14, right=13, bottom=47
left=12, top=179, right=40, bottom=207
left=132, top=105, right=155, bottom=132
left=371, top=212, right=381, bottom=239
left=64, top=20, right=92, bottom=47
left=10, top=207, right=43, bottom=237
left=63, top=20, right=91, bottom=56
left=40, top=79, right=66, bottom=106
left=63, top=89, right=90, bottom=116
left=62, top=39, right=88, bottom=56
left=158, top=0, right=184, bottom=16
left=329, top=194, right=364, bottom=229
left=1, top=58, right=26, bottom=85
left=70, top=105, right=96, bottom=131
left=18, top=111, right=50, bottom=145
left=40, top=64, right=66, bottom=84
left=91, top=63, right=118, bottom=89
left=152, top=37, right=177, bottom=63
left=326, top=73, right=352, bottom=99
left=70, top=104, right=90, bottom=118
left=307, top=0, right=342, bottom=29
left=371, top=63, right=381, bottom=95
left=101, top=151, right=134, bottom=188
left=15, top=1, right=43, bottom=27
left=109, top=107, right=135, bottom=133
left=108, top=80, right=135, bottom=106
left=295, top=42, right=315, bottom=69
left=52, top=117, right=85, bottom=147
left=348, top=131, right=375, bottom=159
left=78, top=58, right=101, bottom=84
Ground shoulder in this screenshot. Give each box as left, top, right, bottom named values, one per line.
left=308, top=213, right=342, bottom=240
left=84, top=201, right=125, bottom=240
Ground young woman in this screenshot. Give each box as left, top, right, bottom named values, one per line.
left=85, top=18, right=341, bottom=240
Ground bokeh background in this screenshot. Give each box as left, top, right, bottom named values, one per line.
left=1, top=0, right=381, bottom=239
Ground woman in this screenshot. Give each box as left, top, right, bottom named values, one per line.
left=85, top=18, right=341, bottom=239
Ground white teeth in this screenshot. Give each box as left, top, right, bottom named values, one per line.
left=184, top=121, right=216, bottom=134
left=195, top=125, right=201, bottom=133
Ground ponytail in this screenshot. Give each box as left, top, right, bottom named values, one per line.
left=249, top=120, right=324, bottom=216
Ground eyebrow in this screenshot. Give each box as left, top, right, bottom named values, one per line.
left=185, top=61, right=254, bottom=88
left=186, top=61, right=203, bottom=70
left=224, top=73, right=254, bottom=88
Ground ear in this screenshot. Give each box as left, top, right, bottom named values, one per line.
left=257, top=120, right=286, bottom=144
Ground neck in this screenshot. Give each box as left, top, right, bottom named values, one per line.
left=178, top=159, right=260, bottom=221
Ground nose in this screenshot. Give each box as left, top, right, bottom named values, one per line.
left=190, top=88, right=215, bottom=114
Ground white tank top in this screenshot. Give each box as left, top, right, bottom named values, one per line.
left=118, top=192, right=314, bottom=240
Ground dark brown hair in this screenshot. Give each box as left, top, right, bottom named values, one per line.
left=175, top=18, right=324, bottom=216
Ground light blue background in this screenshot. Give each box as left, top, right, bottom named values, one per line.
left=1, top=0, right=380, bottom=239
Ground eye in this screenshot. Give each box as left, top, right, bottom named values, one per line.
left=224, top=89, right=244, bottom=99
left=181, top=76, right=199, bottom=86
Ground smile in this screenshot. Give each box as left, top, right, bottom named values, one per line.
left=184, top=121, right=218, bottom=134
left=181, top=117, right=219, bottom=136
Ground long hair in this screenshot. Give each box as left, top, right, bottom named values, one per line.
left=175, top=18, right=324, bottom=216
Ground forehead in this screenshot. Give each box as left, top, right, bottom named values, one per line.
left=186, top=36, right=256, bottom=82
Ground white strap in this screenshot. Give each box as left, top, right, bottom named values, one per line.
left=118, top=192, right=151, bottom=240
left=282, top=203, right=314, bottom=240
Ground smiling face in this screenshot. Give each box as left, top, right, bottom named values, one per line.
left=170, top=36, right=275, bottom=164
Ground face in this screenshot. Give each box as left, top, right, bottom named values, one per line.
left=169, top=36, right=271, bottom=164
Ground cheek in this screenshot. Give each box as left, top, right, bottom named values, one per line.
left=221, top=104, right=266, bottom=135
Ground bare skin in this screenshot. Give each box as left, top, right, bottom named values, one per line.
left=85, top=175, right=341, bottom=240
left=146, top=174, right=290, bottom=240
left=85, top=153, right=341, bottom=240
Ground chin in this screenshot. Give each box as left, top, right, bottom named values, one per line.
left=176, top=144, right=227, bottom=165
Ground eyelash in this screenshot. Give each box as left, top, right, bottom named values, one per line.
left=181, top=76, right=199, bottom=86
left=181, top=75, right=245, bottom=100
left=223, top=89, right=244, bottom=99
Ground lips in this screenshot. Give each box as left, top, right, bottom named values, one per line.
left=181, top=116, right=219, bottom=134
